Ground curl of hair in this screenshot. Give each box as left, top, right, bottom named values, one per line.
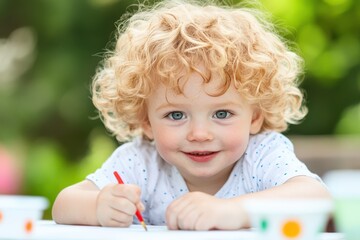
left=92, top=0, right=307, bottom=142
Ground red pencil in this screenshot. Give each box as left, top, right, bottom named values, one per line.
left=113, top=171, right=148, bottom=231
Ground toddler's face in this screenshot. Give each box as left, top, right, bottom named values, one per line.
left=143, top=70, right=263, bottom=190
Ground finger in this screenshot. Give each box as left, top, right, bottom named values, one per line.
left=166, top=200, right=185, bottom=230
left=136, top=202, right=145, bottom=212
left=167, top=193, right=193, bottom=213
left=103, top=216, right=133, bottom=227
left=110, top=210, right=134, bottom=225
left=194, top=212, right=214, bottom=230
left=97, top=206, right=132, bottom=227
left=110, top=197, right=138, bottom=216
left=112, top=184, right=142, bottom=203
left=177, top=205, right=200, bottom=230
left=111, top=184, right=143, bottom=215
left=166, top=195, right=195, bottom=230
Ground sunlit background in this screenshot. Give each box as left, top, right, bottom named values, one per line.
left=1, top=0, right=359, bottom=219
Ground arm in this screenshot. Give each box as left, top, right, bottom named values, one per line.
left=166, top=176, right=331, bottom=230
left=52, top=180, right=144, bottom=227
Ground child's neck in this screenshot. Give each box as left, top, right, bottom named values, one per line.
left=184, top=165, right=235, bottom=195
left=186, top=179, right=225, bottom=195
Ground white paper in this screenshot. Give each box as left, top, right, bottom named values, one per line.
left=29, top=221, right=256, bottom=240
left=25, top=221, right=344, bottom=240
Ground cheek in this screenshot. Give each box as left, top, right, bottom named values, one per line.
left=152, top=127, right=180, bottom=155
left=222, top=127, right=250, bottom=154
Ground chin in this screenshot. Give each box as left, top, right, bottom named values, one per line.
left=190, top=170, right=218, bottom=178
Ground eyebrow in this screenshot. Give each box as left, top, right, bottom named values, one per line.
left=155, top=102, right=184, bottom=111
left=155, top=101, right=242, bottom=111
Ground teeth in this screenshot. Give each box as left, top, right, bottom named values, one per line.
left=192, top=152, right=211, bottom=156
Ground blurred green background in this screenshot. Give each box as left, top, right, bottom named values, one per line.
left=0, top=0, right=359, bottom=219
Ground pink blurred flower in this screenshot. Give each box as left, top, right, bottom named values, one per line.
left=0, top=147, right=22, bottom=194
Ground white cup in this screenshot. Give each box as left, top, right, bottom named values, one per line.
left=0, top=195, right=49, bottom=238
left=244, top=199, right=333, bottom=240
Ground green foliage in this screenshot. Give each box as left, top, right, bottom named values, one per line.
left=260, top=0, right=360, bottom=134
left=21, top=129, right=116, bottom=219
left=336, top=103, right=360, bottom=134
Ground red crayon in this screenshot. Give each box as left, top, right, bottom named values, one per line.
left=113, top=171, right=148, bottom=231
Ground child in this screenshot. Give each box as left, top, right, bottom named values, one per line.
left=52, top=0, right=330, bottom=230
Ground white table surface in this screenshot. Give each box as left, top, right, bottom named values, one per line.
left=23, top=220, right=344, bottom=240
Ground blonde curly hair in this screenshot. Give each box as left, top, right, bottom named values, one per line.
left=92, top=0, right=307, bottom=142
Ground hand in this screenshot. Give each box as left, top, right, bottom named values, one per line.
left=166, top=192, right=247, bottom=230
left=95, top=183, right=144, bottom=227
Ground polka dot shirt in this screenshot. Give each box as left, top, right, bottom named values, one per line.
left=86, top=131, right=321, bottom=225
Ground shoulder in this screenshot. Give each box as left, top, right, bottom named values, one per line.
left=241, top=131, right=298, bottom=179
left=112, top=136, right=158, bottom=161
left=113, top=136, right=163, bottom=167
left=94, top=137, right=163, bottom=185
left=247, top=131, right=294, bottom=155
left=241, top=131, right=319, bottom=191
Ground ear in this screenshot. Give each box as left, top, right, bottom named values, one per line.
left=250, top=107, right=264, bottom=134
left=141, top=120, right=154, bottom=140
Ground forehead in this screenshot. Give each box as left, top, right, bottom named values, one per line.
left=148, top=70, right=243, bottom=105
left=180, top=70, right=222, bottom=98
left=152, top=63, right=229, bottom=96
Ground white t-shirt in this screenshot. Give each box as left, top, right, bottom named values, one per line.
left=87, top=131, right=320, bottom=225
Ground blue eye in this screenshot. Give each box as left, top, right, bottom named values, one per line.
left=214, top=110, right=231, bottom=119
left=167, top=111, right=185, bottom=120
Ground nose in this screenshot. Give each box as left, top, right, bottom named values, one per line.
left=186, top=120, right=213, bottom=142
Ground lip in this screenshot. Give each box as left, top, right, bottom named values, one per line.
left=184, top=151, right=219, bottom=163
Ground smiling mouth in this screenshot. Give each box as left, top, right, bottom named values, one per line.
left=184, top=151, right=218, bottom=163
